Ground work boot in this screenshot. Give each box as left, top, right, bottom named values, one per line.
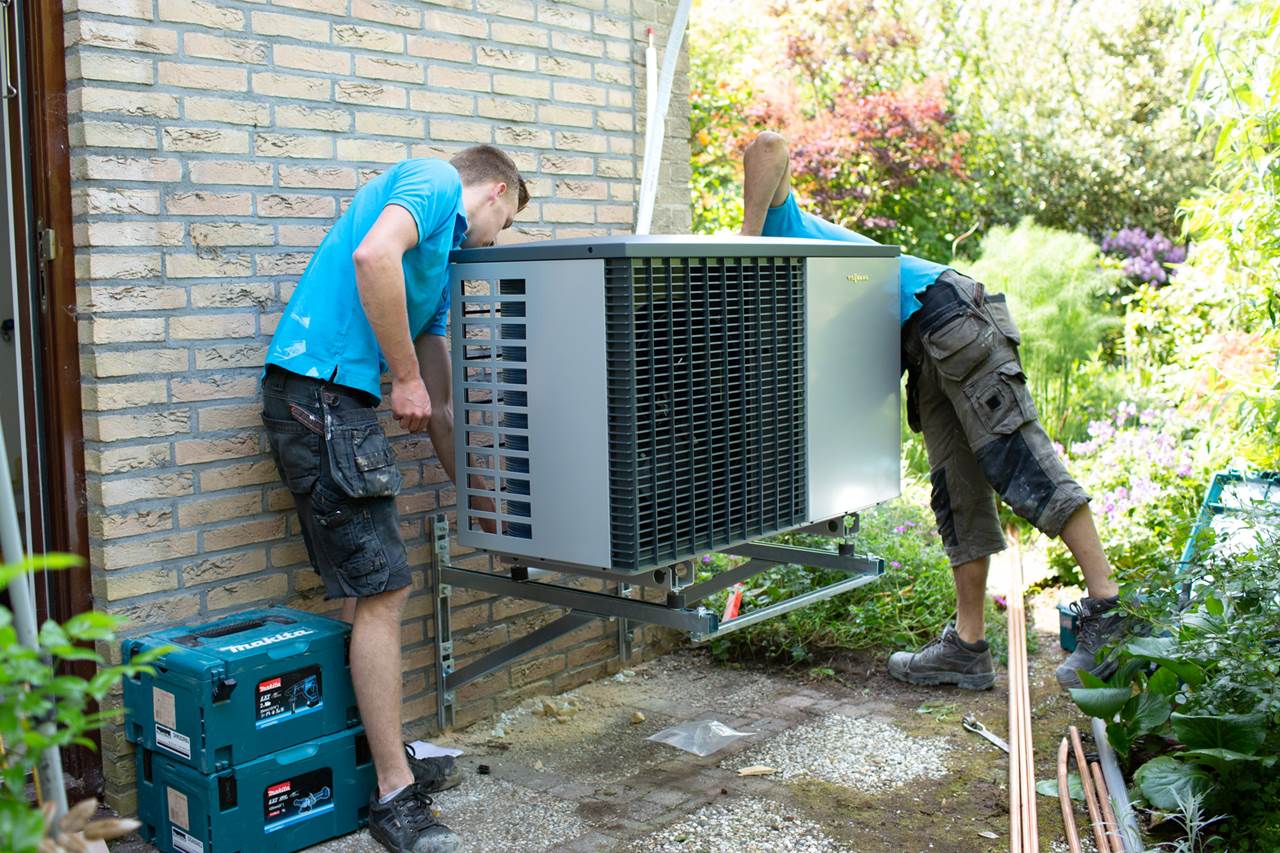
left=367, top=782, right=461, bottom=853
left=887, top=623, right=996, bottom=690
left=405, top=745, right=462, bottom=793
left=1055, top=595, right=1142, bottom=689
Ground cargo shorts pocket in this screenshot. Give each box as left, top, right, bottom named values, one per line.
left=309, top=480, right=391, bottom=596
left=984, top=295, right=1022, bottom=346
left=964, top=362, right=1035, bottom=436
left=262, top=415, right=321, bottom=494
left=326, top=408, right=402, bottom=499
left=921, top=312, right=996, bottom=381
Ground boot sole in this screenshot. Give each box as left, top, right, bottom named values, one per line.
left=368, top=823, right=461, bottom=853
left=890, top=669, right=996, bottom=690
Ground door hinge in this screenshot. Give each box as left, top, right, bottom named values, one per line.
left=39, top=228, right=56, bottom=262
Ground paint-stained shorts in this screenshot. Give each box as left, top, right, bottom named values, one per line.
left=903, top=271, right=1090, bottom=567
left=261, top=366, right=411, bottom=600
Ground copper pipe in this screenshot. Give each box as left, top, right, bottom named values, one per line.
left=1069, top=725, right=1109, bottom=853
left=1058, top=737, right=1082, bottom=853
left=1091, top=760, right=1121, bottom=853
left=1008, top=557, right=1038, bottom=851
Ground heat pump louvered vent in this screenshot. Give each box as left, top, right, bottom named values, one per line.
left=604, top=256, right=809, bottom=572
left=459, top=277, right=532, bottom=539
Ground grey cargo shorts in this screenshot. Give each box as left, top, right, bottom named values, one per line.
left=902, top=271, right=1090, bottom=567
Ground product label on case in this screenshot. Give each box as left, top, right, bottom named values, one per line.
left=155, top=723, right=191, bottom=759
left=171, top=826, right=203, bottom=853
left=256, top=664, right=323, bottom=723
left=264, top=767, right=334, bottom=829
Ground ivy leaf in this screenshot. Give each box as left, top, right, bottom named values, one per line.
left=1134, top=756, right=1214, bottom=811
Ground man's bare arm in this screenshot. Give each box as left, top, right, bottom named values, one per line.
left=740, top=131, right=793, bottom=236
left=353, top=205, right=431, bottom=432
left=416, top=333, right=456, bottom=483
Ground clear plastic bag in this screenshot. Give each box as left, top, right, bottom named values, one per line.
left=647, top=719, right=752, bottom=756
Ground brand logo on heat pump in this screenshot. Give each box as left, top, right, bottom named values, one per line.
left=846, top=273, right=870, bottom=282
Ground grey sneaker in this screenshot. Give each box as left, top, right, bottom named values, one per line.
left=367, top=782, right=461, bottom=853
left=405, top=745, right=462, bottom=793
left=1055, top=595, right=1139, bottom=689
left=887, top=623, right=996, bottom=690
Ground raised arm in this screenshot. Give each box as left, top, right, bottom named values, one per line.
left=740, top=131, right=794, bottom=236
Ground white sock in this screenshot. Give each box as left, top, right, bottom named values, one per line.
left=378, top=784, right=409, bottom=804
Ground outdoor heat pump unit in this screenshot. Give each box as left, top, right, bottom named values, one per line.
left=448, top=236, right=902, bottom=575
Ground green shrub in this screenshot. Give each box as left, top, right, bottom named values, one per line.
left=960, top=218, right=1123, bottom=441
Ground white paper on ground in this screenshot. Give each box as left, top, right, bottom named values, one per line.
left=406, top=740, right=464, bottom=759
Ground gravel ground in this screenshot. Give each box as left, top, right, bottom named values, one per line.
left=628, top=796, right=857, bottom=853
left=722, top=714, right=952, bottom=792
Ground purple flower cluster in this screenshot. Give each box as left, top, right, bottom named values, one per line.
left=1100, top=227, right=1188, bottom=286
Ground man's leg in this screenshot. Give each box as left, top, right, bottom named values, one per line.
left=953, top=555, right=990, bottom=644
left=350, top=585, right=414, bottom=797
left=340, top=597, right=357, bottom=623
left=1059, top=504, right=1119, bottom=599
left=741, top=131, right=793, bottom=236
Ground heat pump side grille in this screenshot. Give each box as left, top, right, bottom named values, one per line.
left=605, top=256, right=808, bottom=571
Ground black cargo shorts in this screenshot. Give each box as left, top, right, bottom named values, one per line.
left=261, top=366, right=411, bottom=599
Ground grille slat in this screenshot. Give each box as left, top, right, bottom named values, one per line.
left=605, top=256, right=808, bottom=572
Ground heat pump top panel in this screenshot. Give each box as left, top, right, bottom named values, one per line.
left=450, top=236, right=902, bottom=575
left=451, top=234, right=901, bottom=262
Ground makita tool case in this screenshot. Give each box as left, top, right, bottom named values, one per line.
left=136, top=725, right=375, bottom=853
left=123, top=607, right=357, bottom=774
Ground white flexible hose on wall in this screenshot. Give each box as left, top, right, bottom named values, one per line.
left=636, top=0, right=693, bottom=235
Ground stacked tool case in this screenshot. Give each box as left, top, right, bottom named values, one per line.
left=124, top=607, right=375, bottom=852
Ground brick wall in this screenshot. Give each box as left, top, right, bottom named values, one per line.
left=62, top=0, right=691, bottom=813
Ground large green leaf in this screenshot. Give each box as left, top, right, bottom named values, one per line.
left=1126, top=691, right=1173, bottom=736
left=1146, top=666, right=1179, bottom=696
left=1171, top=712, right=1267, bottom=754
left=1179, top=748, right=1277, bottom=772
left=1134, top=756, right=1214, bottom=811
left=1123, top=636, right=1205, bottom=686
left=1068, top=686, right=1132, bottom=719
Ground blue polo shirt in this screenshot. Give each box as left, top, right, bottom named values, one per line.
left=762, top=193, right=949, bottom=325
left=265, top=158, right=469, bottom=400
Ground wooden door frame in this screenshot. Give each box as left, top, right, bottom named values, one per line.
left=9, top=0, right=97, bottom=793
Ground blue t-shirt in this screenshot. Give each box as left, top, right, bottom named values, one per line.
left=762, top=193, right=949, bottom=325
left=265, top=158, right=469, bottom=399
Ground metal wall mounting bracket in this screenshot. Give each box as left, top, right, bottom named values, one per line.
left=430, top=514, right=883, bottom=730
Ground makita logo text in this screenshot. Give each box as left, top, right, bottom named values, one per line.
left=219, top=629, right=313, bottom=654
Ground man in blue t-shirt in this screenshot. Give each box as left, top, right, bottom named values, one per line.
left=741, top=132, right=1136, bottom=694
left=261, top=145, right=527, bottom=853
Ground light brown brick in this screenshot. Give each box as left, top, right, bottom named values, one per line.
left=66, top=20, right=178, bottom=54
left=182, top=549, right=267, bottom=585
left=493, top=75, right=550, bottom=100
left=78, top=221, right=184, bottom=248
left=556, top=179, right=608, bottom=200
left=540, top=105, right=593, bottom=128
left=158, top=0, right=245, bottom=30
left=476, top=46, right=537, bottom=72
left=597, top=158, right=632, bottom=178
left=183, top=32, right=269, bottom=64
left=97, top=472, right=194, bottom=507
left=189, top=283, right=273, bottom=309
left=538, top=55, right=590, bottom=79
left=554, top=82, right=607, bottom=107
left=203, top=516, right=286, bottom=552
left=334, top=23, right=403, bottom=52
left=544, top=203, right=595, bottom=223
left=427, top=66, right=490, bottom=93
left=257, top=254, right=312, bottom=275
left=494, top=126, right=550, bottom=148
left=165, top=253, right=252, bottom=278
left=540, top=154, right=593, bottom=175
left=408, top=91, right=473, bottom=116
left=406, top=36, right=470, bottom=63
left=94, top=507, right=173, bottom=540
left=355, top=111, right=423, bottom=139
left=69, top=0, right=154, bottom=19
left=476, top=0, right=534, bottom=19
left=184, top=96, right=270, bottom=126
left=279, top=165, right=357, bottom=189
left=75, top=188, right=161, bottom=216
left=158, top=62, right=246, bottom=91
left=171, top=372, right=260, bottom=402
left=597, top=204, right=634, bottom=224
left=607, top=89, right=632, bottom=109
left=187, top=160, right=273, bottom=186
left=272, top=0, right=345, bottom=13
left=198, top=404, right=263, bottom=431
left=163, top=127, right=249, bottom=154
left=253, top=72, right=330, bottom=101
left=72, top=121, right=157, bottom=150
left=107, top=594, right=199, bottom=628
left=81, top=283, right=184, bottom=312
left=595, top=63, right=631, bottom=86
left=594, top=15, right=630, bottom=38
left=429, top=120, right=491, bottom=143
left=86, top=408, right=189, bottom=442
left=478, top=98, right=535, bottom=122
left=273, top=44, right=352, bottom=76
left=538, top=4, right=591, bottom=30
left=276, top=105, right=353, bottom=132
left=85, top=443, right=171, bottom=476
left=95, top=532, right=198, bottom=571
left=165, top=190, right=253, bottom=216
left=66, top=53, right=154, bottom=85
left=82, top=380, right=169, bottom=412
left=335, top=81, right=407, bottom=109
left=424, top=10, right=487, bottom=38
left=279, top=224, right=327, bottom=246
left=492, top=22, right=547, bottom=47
left=96, top=568, right=180, bottom=602
left=551, top=31, right=604, bottom=58
left=255, top=133, right=333, bottom=159
left=257, top=193, right=336, bottom=218
left=354, top=56, right=424, bottom=84
left=251, top=11, right=329, bottom=41
left=353, top=0, right=420, bottom=26
left=206, top=574, right=288, bottom=610
left=194, top=343, right=268, bottom=369
left=189, top=223, right=273, bottom=248
left=336, top=138, right=407, bottom=163
left=89, top=348, right=189, bottom=378
left=73, top=88, right=180, bottom=119
left=597, top=111, right=632, bottom=132
left=170, top=312, right=258, bottom=339
left=176, top=492, right=260, bottom=528
left=199, top=459, right=277, bottom=491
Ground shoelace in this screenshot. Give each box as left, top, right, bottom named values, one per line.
left=1071, top=601, right=1112, bottom=648
left=394, top=785, right=440, bottom=832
